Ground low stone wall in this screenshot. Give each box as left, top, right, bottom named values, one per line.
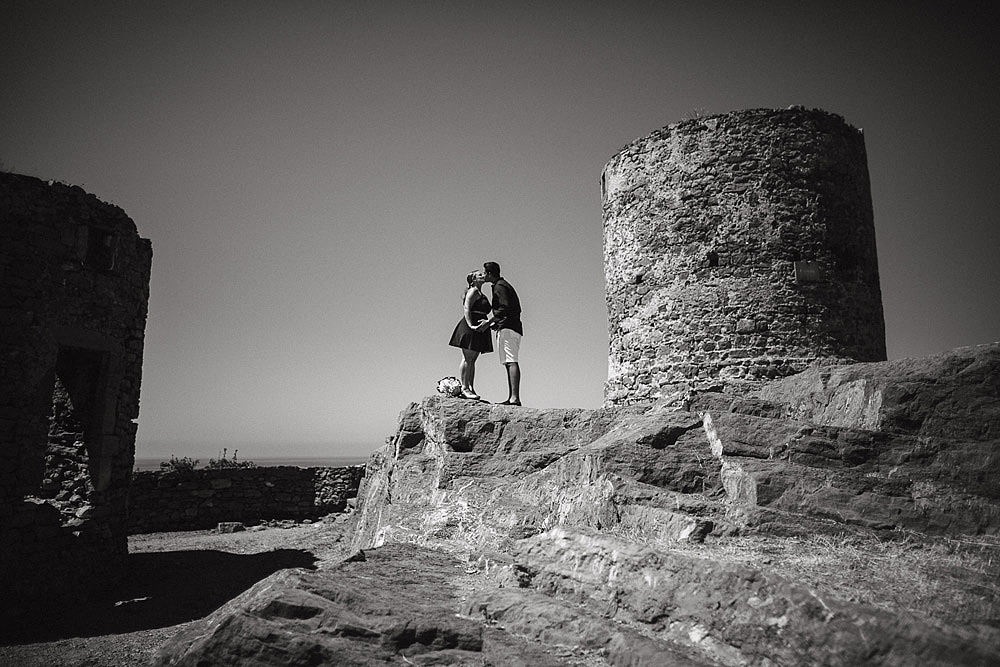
left=127, top=465, right=365, bottom=534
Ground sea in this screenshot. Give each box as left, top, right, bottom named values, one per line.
left=133, top=455, right=370, bottom=472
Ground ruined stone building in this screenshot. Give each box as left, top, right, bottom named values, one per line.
left=602, top=108, right=886, bottom=405
left=0, top=172, right=152, bottom=619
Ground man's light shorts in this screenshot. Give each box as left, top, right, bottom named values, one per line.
left=496, top=329, right=521, bottom=364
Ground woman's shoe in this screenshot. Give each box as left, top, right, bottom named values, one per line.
left=461, top=390, right=481, bottom=400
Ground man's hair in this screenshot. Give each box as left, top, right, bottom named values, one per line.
left=483, top=261, right=501, bottom=276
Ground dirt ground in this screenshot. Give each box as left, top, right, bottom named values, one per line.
left=0, top=517, right=356, bottom=667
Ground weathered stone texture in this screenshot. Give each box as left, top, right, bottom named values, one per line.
left=127, top=465, right=364, bottom=533
left=757, top=342, right=1000, bottom=440
left=0, top=172, right=152, bottom=619
left=722, top=343, right=1000, bottom=535
left=350, top=395, right=669, bottom=554
left=603, top=108, right=886, bottom=405
left=468, top=527, right=997, bottom=667
left=152, top=543, right=578, bottom=667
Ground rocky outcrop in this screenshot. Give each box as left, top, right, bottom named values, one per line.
left=156, top=343, right=1000, bottom=666
left=351, top=395, right=741, bottom=557
left=758, top=343, right=1000, bottom=440
left=470, top=528, right=997, bottom=667
left=152, top=537, right=734, bottom=667
left=351, top=396, right=633, bottom=552
left=703, top=343, right=1000, bottom=535
left=354, top=347, right=1000, bottom=550
left=152, top=542, right=534, bottom=667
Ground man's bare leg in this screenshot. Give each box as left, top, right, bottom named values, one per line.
left=505, top=362, right=521, bottom=405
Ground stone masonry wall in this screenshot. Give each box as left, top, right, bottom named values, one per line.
left=128, top=465, right=365, bottom=533
left=602, top=108, right=886, bottom=405
left=0, top=172, right=152, bottom=620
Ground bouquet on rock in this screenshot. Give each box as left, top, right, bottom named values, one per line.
left=436, top=376, right=463, bottom=397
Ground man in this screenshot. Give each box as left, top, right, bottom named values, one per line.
left=483, top=261, right=522, bottom=406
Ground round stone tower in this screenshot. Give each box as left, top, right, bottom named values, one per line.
left=602, top=107, right=886, bottom=405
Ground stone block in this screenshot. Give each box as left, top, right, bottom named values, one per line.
left=216, top=522, right=245, bottom=534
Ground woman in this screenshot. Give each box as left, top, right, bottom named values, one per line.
left=448, top=270, right=493, bottom=400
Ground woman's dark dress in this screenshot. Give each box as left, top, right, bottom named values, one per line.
left=449, top=291, right=493, bottom=353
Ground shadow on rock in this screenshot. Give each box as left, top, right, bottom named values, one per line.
left=3, top=548, right=318, bottom=644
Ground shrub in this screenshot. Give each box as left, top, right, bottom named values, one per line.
left=206, top=448, right=257, bottom=470
left=159, top=455, right=199, bottom=473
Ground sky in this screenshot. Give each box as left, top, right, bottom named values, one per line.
left=3, top=1, right=998, bottom=460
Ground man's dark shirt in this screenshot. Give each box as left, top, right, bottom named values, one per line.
left=491, top=278, right=523, bottom=335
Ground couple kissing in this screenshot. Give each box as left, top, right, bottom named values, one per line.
left=447, top=261, right=522, bottom=405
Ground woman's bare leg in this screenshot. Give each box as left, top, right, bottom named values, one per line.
left=461, top=348, right=480, bottom=394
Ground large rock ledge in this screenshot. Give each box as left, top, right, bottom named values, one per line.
left=469, top=528, right=997, bottom=667
left=156, top=343, right=1000, bottom=666
left=151, top=544, right=486, bottom=667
